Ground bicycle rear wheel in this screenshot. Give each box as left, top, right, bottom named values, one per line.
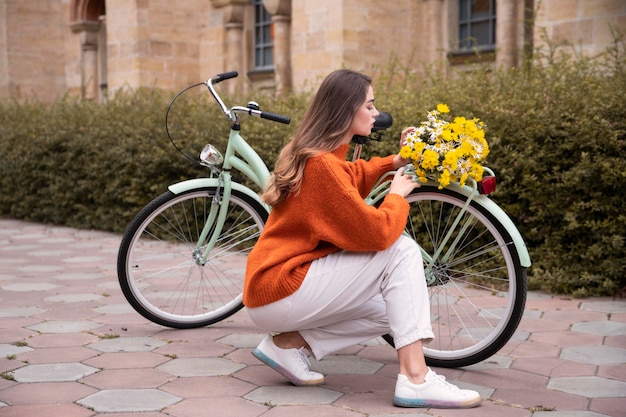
left=384, top=185, right=527, bottom=368
left=117, top=187, right=268, bottom=328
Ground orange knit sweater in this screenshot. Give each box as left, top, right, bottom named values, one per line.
left=243, top=144, right=410, bottom=308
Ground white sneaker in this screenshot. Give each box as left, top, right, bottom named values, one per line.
left=252, top=335, right=325, bottom=386
left=394, top=369, right=481, bottom=408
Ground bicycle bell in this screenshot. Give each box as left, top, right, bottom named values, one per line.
left=200, top=144, right=224, bottom=167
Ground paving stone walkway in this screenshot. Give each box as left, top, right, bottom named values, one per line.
left=0, top=219, right=625, bottom=417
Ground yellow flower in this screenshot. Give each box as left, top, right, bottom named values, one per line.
left=459, top=173, right=469, bottom=187
left=413, top=141, right=426, bottom=152
left=469, top=162, right=484, bottom=179
left=400, top=145, right=412, bottom=159
left=440, top=128, right=454, bottom=142
left=438, top=170, right=451, bottom=189
left=420, top=149, right=440, bottom=170
left=460, top=140, right=473, bottom=155
left=444, top=151, right=459, bottom=167
left=413, top=167, right=428, bottom=183
left=453, top=116, right=467, bottom=126
left=437, top=103, right=450, bottom=113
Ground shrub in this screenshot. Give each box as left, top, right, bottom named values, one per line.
left=0, top=32, right=624, bottom=296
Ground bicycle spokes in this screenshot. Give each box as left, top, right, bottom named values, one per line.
left=404, top=187, right=526, bottom=367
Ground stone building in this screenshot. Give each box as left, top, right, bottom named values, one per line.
left=0, top=0, right=624, bottom=103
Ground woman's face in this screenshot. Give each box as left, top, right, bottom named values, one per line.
left=346, top=85, right=379, bottom=143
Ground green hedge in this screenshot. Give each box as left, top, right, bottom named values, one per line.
left=1, top=34, right=624, bottom=297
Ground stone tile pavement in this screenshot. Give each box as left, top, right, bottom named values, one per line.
left=0, top=219, right=625, bottom=417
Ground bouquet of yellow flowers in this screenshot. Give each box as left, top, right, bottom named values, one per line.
left=400, top=103, right=490, bottom=189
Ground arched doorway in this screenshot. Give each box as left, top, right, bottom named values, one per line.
left=70, top=0, right=107, bottom=101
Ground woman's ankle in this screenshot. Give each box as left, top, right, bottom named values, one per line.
left=400, top=369, right=428, bottom=385
left=273, top=332, right=310, bottom=350
left=397, top=341, right=429, bottom=384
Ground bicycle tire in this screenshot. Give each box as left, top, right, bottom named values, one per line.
left=383, top=185, right=527, bottom=368
left=117, top=186, right=268, bottom=328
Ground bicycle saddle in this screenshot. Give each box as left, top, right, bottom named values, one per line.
left=352, top=111, right=393, bottom=144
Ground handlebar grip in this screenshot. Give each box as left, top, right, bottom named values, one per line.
left=213, top=71, right=238, bottom=84
left=260, top=111, right=291, bottom=125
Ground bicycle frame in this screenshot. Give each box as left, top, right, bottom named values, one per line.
left=169, top=126, right=271, bottom=265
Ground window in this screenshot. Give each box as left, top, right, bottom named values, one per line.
left=253, top=0, right=273, bottom=70
left=458, top=0, right=496, bottom=52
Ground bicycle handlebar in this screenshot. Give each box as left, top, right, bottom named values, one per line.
left=260, top=111, right=291, bottom=124
left=229, top=105, right=291, bottom=125
left=212, top=71, right=239, bottom=84
left=205, top=71, right=291, bottom=125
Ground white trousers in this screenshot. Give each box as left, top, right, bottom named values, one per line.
left=247, top=235, right=434, bottom=360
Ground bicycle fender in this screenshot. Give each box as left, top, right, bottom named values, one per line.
left=168, top=178, right=269, bottom=212
left=447, top=183, right=531, bottom=267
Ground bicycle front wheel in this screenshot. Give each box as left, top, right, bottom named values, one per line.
left=394, top=186, right=527, bottom=368
left=117, top=187, right=268, bottom=328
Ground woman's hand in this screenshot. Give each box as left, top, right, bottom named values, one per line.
left=392, top=126, right=416, bottom=169
left=400, top=126, right=416, bottom=148
left=389, top=167, right=418, bottom=198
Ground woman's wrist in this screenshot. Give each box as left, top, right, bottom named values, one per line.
left=393, top=154, right=410, bottom=169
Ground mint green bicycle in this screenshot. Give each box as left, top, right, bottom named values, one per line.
left=117, top=72, right=531, bottom=368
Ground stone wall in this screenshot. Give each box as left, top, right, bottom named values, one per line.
left=0, top=0, right=73, bottom=100
left=105, top=0, right=204, bottom=93
left=289, top=0, right=428, bottom=88
left=0, top=0, right=624, bottom=103
left=534, top=0, right=626, bottom=57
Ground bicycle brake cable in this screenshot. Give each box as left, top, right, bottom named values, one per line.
left=165, top=82, right=206, bottom=166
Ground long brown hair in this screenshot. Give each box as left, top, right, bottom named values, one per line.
left=262, top=69, right=372, bottom=206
